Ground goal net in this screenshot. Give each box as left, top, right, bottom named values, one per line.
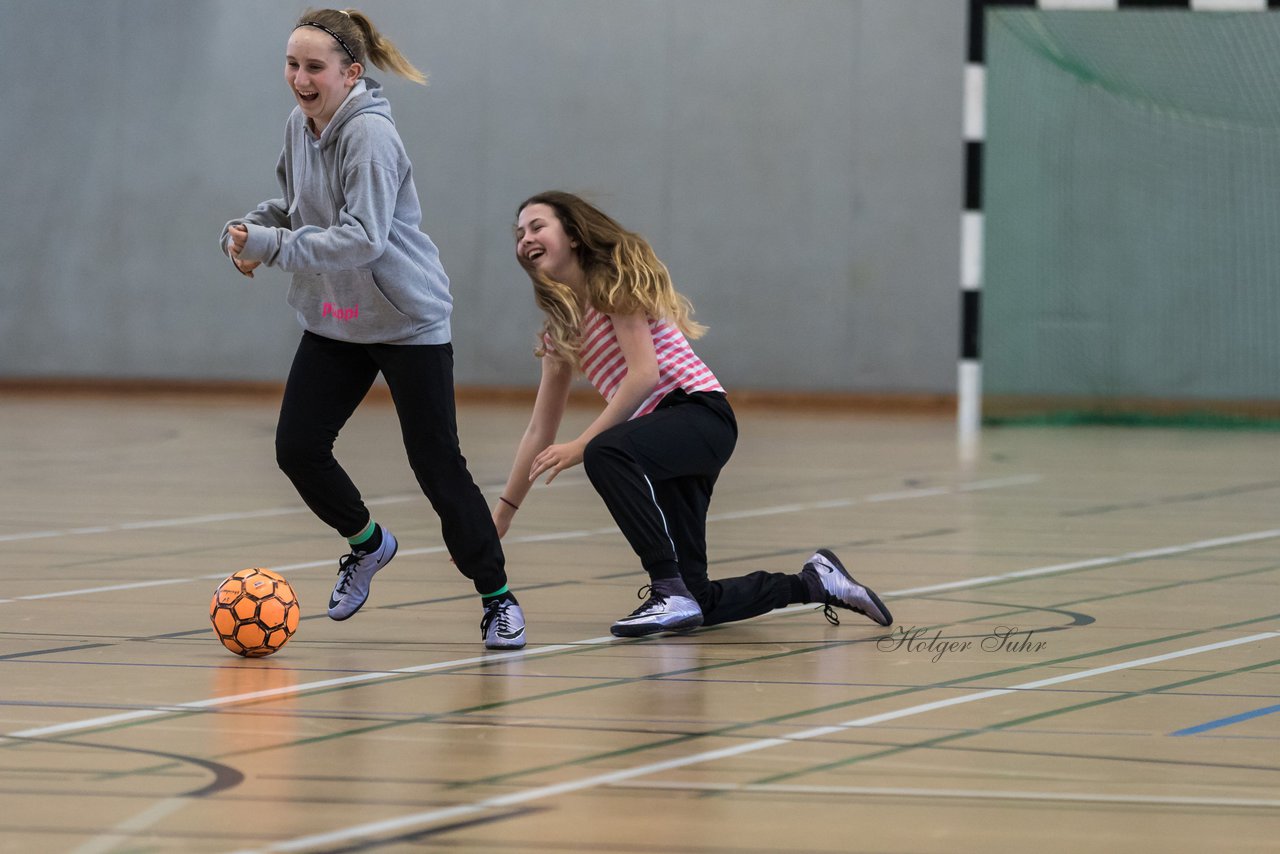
left=982, top=8, right=1280, bottom=426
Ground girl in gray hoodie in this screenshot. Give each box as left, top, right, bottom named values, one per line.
left=222, top=7, right=525, bottom=650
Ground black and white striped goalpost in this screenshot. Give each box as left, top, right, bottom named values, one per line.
left=957, top=0, right=1276, bottom=450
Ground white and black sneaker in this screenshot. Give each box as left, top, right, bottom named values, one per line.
left=610, top=578, right=704, bottom=637
left=327, top=529, right=398, bottom=621
left=481, top=598, right=527, bottom=650
left=801, top=548, right=893, bottom=627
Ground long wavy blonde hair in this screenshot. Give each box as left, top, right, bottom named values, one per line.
left=296, top=8, right=427, bottom=84
left=515, top=191, right=705, bottom=368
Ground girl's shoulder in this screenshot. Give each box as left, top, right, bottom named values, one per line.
left=283, top=106, right=308, bottom=132
left=336, top=113, right=405, bottom=160
left=590, top=304, right=662, bottom=328
left=332, top=107, right=398, bottom=137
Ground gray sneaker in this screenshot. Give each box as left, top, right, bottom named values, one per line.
left=481, top=598, right=527, bottom=650
left=327, top=529, right=398, bottom=620
left=802, top=548, right=893, bottom=627
left=610, top=578, right=704, bottom=637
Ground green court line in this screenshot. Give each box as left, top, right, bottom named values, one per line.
left=67, top=562, right=1280, bottom=792
left=421, top=562, right=1280, bottom=790
left=938, top=560, right=1280, bottom=629
left=447, top=607, right=1280, bottom=792
left=31, top=563, right=1280, bottom=795
left=193, top=637, right=874, bottom=760
left=14, top=528, right=1267, bottom=740
left=178, top=568, right=1280, bottom=792
left=747, top=655, right=1280, bottom=787
left=70, top=635, right=875, bottom=783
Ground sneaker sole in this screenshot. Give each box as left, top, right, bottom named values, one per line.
left=609, top=614, right=704, bottom=638
left=327, top=537, right=398, bottom=622
left=816, top=548, right=893, bottom=627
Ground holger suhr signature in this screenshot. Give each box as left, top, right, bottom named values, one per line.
left=877, top=626, right=1047, bottom=663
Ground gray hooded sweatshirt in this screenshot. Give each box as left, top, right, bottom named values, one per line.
left=222, top=78, right=451, bottom=345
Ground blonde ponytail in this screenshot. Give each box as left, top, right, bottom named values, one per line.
left=343, top=9, right=427, bottom=85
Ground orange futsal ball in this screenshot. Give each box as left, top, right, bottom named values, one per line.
left=210, top=568, right=300, bottom=657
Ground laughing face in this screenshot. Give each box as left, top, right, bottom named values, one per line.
left=515, top=203, right=580, bottom=283
left=285, top=27, right=361, bottom=134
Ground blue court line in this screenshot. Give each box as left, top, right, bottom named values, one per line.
left=1171, top=703, right=1280, bottom=736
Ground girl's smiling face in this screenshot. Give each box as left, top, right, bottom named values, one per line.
left=285, top=27, right=360, bottom=133
left=515, top=203, right=579, bottom=282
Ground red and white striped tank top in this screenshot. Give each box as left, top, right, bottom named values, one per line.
left=570, top=307, right=724, bottom=419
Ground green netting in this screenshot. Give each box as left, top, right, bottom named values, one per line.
left=983, top=410, right=1280, bottom=431
left=983, top=10, right=1280, bottom=427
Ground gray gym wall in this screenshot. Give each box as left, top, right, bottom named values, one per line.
left=0, top=0, right=964, bottom=395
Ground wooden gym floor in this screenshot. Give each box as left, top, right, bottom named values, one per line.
left=1, top=389, right=1277, bottom=853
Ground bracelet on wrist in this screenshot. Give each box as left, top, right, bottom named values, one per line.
left=499, top=496, right=520, bottom=511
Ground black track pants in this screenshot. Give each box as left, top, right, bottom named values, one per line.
left=275, top=331, right=507, bottom=594
left=582, top=390, right=799, bottom=626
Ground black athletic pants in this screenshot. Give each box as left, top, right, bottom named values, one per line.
left=582, top=390, right=804, bottom=626
left=275, top=331, right=507, bottom=595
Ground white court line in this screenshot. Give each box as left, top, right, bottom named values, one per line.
left=0, top=487, right=581, bottom=544
left=0, top=526, right=622, bottom=605
left=10, top=521, right=1275, bottom=742
left=69, top=798, right=190, bottom=854
left=0, top=475, right=1035, bottom=544
left=0, top=478, right=604, bottom=545
left=0, top=499, right=410, bottom=544
left=1, top=475, right=1039, bottom=604
left=867, top=486, right=952, bottom=502
left=11, top=511, right=1272, bottom=609
left=5, top=640, right=610, bottom=740
left=614, top=780, right=1280, bottom=809
left=229, top=631, right=1279, bottom=853
left=886, top=527, right=1280, bottom=598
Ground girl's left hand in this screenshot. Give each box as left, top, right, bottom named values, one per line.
left=233, top=257, right=260, bottom=278
left=226, top=225, right=249, bottom=257
left=530, top=441, right=583, bottom=484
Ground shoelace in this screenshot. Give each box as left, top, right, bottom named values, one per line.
left=819, top=590, right=875, bottom=626
left=812, top=562, right=875, bottom=626
left=627, top=584, right=669, bottom=616
left=481, top=600, right=512, bottom=635
left=333, top=553, right=360, bottom=595
left=808, top=563, right=842, bottom=626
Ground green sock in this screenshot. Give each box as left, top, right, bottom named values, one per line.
left=347, top=520, right=377, bottom=546
left=481, top=584, right=509, bottom=599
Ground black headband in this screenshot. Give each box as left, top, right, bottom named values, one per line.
left=295, top=21, right=357, bottom=64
